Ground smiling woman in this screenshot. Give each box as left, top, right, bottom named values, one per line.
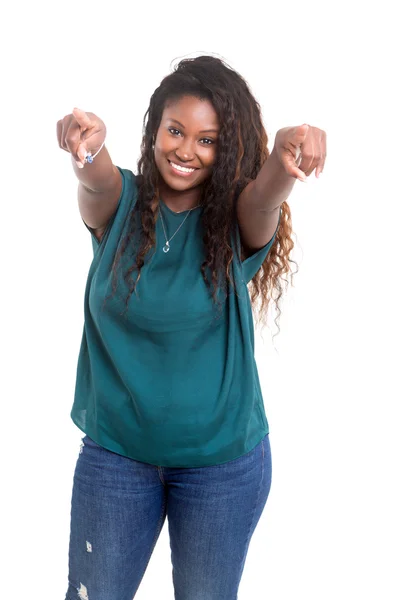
left=153, top=96, right=219, bottom=208
left=57, top=54, right=310, bottom=600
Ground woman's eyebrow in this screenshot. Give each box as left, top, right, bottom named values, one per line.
left=167, top=118, right=219, bottom=133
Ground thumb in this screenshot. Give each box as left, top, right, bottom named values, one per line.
left=72, top=107, right=93, bottom=131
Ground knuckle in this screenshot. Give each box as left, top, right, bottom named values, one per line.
left=64, top=139, right=77, bottom=155
left=66, top=128, right=80, bottom=144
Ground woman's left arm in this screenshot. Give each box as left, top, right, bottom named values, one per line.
left=237, top=124, right=327, bottom=253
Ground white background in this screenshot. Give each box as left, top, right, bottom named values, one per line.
left=1, top=1, right=399, bottom=598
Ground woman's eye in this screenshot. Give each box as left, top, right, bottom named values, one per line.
left=168, top=128, right=214, bottom=145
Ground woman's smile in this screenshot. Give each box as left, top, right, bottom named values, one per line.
left=167, top=159, right=199, bottom=177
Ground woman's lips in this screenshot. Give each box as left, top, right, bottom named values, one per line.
left=168, top=159, right=199, bottom=177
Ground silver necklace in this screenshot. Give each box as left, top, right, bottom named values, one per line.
left=158, top=202, right=200, bottom=253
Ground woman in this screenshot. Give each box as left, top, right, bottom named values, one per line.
left=57, top=55, right=326, bottom=600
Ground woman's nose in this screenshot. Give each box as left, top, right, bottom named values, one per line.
left=176, top=138, right=195, bottom=161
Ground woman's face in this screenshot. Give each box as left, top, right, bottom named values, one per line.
left=154, top=95, right=219, bottom=191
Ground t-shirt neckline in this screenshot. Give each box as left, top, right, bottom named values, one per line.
left=159, top=198, right=203, bottom=217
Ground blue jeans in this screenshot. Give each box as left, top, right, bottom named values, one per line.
left=65, top=432, right=272, bottom=600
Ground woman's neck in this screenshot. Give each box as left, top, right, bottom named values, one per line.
left=158, top=181, right=203, bottom=213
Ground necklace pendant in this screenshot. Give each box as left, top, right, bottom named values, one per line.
left=163, top=241, right=170, bottom=253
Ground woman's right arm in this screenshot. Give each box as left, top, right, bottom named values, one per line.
left=57, top=108, right=122, bottom=241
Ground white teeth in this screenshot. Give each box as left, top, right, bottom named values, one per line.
left=170, top=161, right=195, bottom=173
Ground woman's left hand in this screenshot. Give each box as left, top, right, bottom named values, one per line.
left=274, top=124, right=327, bottom=182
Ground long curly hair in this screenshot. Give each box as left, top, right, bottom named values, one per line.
left=106, top=55, right=297, bottom=329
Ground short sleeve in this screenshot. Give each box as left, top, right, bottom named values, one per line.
left=241, top=208, right=281, bottom=284
left=82, top=167, right=137, bottom=254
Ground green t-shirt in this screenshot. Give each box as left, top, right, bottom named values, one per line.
left=71, top=167, right=279, bottom=467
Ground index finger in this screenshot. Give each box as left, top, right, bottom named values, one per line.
left=72, top=107, right=93, bottom=131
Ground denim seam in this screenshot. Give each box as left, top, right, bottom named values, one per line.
left=134, top=495, right=167, bottom=591
left=235, top=439, right=265, bottom=585
left=157, top=466, right=166, bottom=485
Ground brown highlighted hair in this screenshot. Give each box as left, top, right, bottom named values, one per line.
left=107, top=55, right=297, bottom=330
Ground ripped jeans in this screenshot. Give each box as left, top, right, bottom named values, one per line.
left=65, top=433, right=272, bottom=600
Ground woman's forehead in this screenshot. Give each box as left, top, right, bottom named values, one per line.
left=162, top=96, right=219, bottom=130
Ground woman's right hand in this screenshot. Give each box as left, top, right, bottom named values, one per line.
left=56, top=108, right=107, bottom=168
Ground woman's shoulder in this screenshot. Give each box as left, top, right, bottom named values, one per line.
left=116, top=168, right=142, bottom=201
